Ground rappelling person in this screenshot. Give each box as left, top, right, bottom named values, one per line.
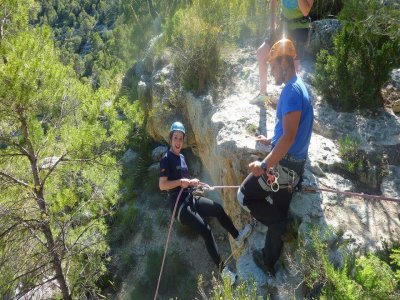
left=237, top=39, right=314, bottom=276
left=159, top=121, right=252, bottom=284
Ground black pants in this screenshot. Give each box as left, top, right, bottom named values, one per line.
left=240, top=173, right=293, bottom=269
left=177, top=196, right=239, bottom=268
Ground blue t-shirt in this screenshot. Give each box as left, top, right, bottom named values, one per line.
left=159, top=150, right=190, bottom=208
left=271, top=75, right=313, bottom=159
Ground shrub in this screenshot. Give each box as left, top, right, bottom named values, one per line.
left=315, top=0, right=400, bottom=111
left=338, top=135, right=363, bottom=173
left=166, top=7, right=220, bottom=95
left=354, top=255, right=397, bottom=299
left=199, top=274, right=259, bottom=300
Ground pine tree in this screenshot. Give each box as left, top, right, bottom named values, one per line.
left=0, top=26, right=124, bottom=299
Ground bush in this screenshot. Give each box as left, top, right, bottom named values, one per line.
left=354, top=255, right=397, bottom=299
left=198, top=274, right=259, bottom=300
left=166, top=7, right=220, bottom=95
left=315, top=0, right=400, bottom=111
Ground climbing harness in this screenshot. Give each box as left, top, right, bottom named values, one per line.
left=154, top=188, right=183, bottom=300
left=265, top=168, right=279, bottom=192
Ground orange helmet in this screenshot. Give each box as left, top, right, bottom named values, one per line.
left=268, top=38, right=297, bottom=62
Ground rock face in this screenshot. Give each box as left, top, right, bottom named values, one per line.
left=141, top=46, right=400, bottom=297
left=308, top=19, right=341, bottom=56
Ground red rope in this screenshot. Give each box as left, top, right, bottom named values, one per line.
left=199, top=182, right=400, bottom=203
left=153, top=188, right=184, bottom=300
left=303, top=186, right=400, bottom=204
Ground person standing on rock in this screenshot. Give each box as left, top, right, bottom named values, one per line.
left=159, top=121, right=252, bottom=283
left=237, top=39, right=314, bottom=276
left=253, top=0, right=313, bottom=105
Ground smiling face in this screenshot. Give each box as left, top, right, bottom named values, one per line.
left=170, top=131, right=184, bottom=155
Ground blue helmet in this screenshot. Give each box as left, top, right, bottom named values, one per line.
left=170, top=121, right=185, bottom=134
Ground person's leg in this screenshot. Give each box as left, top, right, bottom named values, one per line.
left=256, top=41, right=270, bottom=94
left=288, top=28, right=309, bottom=72
left=179, top=203, right=222, bottom=267
left=262, top=220, right=286, bottom=270
left=195, top=196, right=239, bottom=239
left=262, top=189, right=293, bottom=269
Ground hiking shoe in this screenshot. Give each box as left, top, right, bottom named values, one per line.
left=235, top=224, right=252, bottom=247
left=249, top=92, right=268, bottom=106
left=221, top=266, right=238, bottom=285
left=252, top=249, right=276, bottom=276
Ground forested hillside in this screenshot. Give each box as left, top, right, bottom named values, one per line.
left=0, top=0, right=399, bottom=299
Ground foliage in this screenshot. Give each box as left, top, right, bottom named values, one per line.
left=164, top=0, right=268, bottom=94
left=315, top=0, right=400, bottom=111
left=289, top=226, right=400, bottom=299
left=0, top=25, right=128, bottom=298
left=354, top=255, right=397, bottom=299
left=199, top=275, right=260, bottom=300
left=165, top=6, right=220, bottom=94
left=338, top=135, right=362, bottom=173
left=391, top=249, right=400, bottom=282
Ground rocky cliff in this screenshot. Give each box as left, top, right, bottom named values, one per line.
left=137, top=39, right=400, bottom=297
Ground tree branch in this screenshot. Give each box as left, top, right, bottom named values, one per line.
left=0, top=171, right=30, bottom=188
left=41, top=152, right=68, bottom=187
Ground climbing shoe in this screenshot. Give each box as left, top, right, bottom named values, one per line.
left=235, top=223, right=252, bottom=247
left=249, top=92, right=268, bottom=106
left=221, top=266, right=238, bottom=285
left=252, top=249, right=276, bottom=276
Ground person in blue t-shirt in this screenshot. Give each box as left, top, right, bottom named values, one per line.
left=159, top=122, right=252, bottom=283
left=237, top=39, right=313, bottom=276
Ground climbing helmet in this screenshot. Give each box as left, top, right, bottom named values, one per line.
left=170, top=121, right=185, bottom=135
left=268, top=38, right=297, bottom=62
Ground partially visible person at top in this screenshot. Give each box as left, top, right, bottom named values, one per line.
left=159, top=121, right=252, bottom=284
left=238, top=39, right=314, bottom=276
left=253, top=0, right=313, bottom=104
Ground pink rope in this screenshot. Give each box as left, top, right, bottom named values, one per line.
left=200, top=182, right=400, bottom=203
left=154, top=188, right=183, bottom=300
left=304, top=186, right=400, bottom=203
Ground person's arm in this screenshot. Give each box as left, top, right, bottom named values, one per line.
left=249, top=111, right=301, bottom=177
left=159, top=177, right=199, bottom=191
left=298, top=0, right=313, bottom=16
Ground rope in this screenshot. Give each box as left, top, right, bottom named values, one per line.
left=199, top=182, right=400, bottom=203
left=153, top=188, right=183, bottom=300
left=303, top=185, right=400, bottom=204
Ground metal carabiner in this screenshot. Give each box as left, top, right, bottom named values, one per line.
left=271, top=181, right=279, bottom=192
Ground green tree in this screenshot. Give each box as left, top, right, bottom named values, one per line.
left=0, top=27, right=126, bottom=299
left=315, top=0, right=400, bottom=111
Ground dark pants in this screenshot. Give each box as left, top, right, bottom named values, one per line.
left=240, top=172, right=294, bottom=269
left=177, top=196, right=238, bottom=268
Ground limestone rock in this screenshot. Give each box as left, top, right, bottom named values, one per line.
left=122, top=149, right=138, bottom=164
left=152, top=146, right=168, bottom=162
left=308, top=19, right=341, bottom=56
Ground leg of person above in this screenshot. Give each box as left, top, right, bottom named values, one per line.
left=179, top=201, right=238, bottom=284
left=288, top=27, right=309, bottom=73
left=251, top=41, right=270, bottom=105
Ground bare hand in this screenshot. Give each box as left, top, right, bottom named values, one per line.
left=255, top=135, right=271, bottom=145
left=180, top=178, right=191, bottom=188
left=189, top=178, right=200, bottom=187
left=249, top=161, right=264, bottom=177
